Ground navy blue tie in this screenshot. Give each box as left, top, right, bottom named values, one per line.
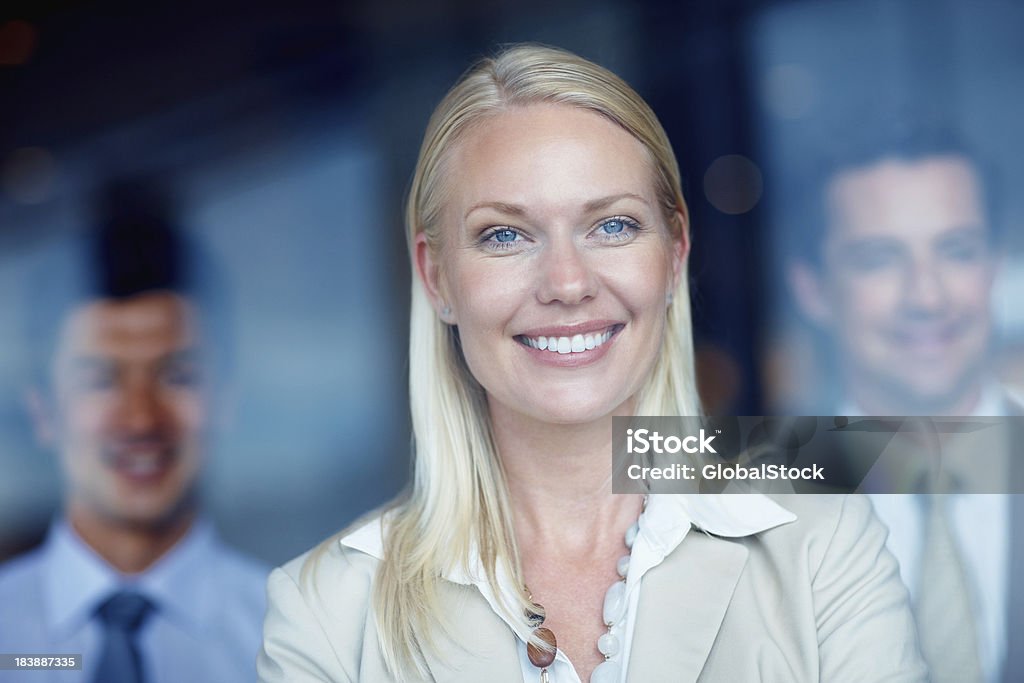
left=92, top=591, right=153, bottom=683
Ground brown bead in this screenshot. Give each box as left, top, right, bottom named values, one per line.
left=527, top=627, right=557, bottom=668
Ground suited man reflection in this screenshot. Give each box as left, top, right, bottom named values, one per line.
left=788, top=136, right=1023, bottom=683
left=0, top=187, right=267, bottom=683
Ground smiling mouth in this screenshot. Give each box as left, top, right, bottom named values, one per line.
left=886, top=321, right=966, bottom=352
left=515, top=324, right=623, bottom=355
left=103, top=445, right=175, bottom=481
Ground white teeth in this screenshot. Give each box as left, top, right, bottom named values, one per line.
left=523, top=328, right=616, bottom=355
left=129, top=460, right=158, bottom=475
left=120, top=453, right=162, bottom=476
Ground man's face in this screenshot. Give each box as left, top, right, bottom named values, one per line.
left=801, top=155, right=997, bottom=412
left=39, top=291, right=209, bottom=531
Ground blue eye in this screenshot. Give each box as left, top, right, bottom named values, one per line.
left=601, top=219, right=626, bottom=235
left=480, top=227, right=526, bottom=252
left=593, top=216, right=641, bottom=242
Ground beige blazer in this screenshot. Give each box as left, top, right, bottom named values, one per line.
left=258, top=494, right=927, bottom=682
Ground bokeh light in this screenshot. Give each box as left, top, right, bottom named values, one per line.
left=0, top=20, right=37, bottom=66
left=703, top=154, right=764, bottom=215
left=762, top=63, right=816, bottom=120
left=1, top=147, right=56, bottom=204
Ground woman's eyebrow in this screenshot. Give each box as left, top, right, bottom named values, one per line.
left=464, top=193, right=649, bottom=220
left=464, top=201, right=528, bottom=220
left=582, top=192, right=649, bottom=212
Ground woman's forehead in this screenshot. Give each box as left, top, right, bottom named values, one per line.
left=444, top=103, right=660, bottom=217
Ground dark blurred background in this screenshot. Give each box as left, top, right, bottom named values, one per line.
left=2, top=0, right=1022, bottom=565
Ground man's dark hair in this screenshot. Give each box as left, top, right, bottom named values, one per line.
left=25, top=180, right=230, bottom=388
left=787, top=125, right=1002, bottom=267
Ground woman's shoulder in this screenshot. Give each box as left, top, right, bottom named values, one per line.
left=272, top=514, right=386, bottom=611
left=676, top=493, right=891, bottom=581
left=745, top=493, right=884, bottom=565
left=259, top=515, right=390, bottom=682
left=664, top=497, right=923, bottom=681
left=761, top=491, right=872, bottom=528
left=671, top=491, right=868, bottom=541
left=759, top=492, right=877, bottom=538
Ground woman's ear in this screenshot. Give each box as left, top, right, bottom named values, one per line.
left=669, top=208, right=691, bottom=293
left=414, top=232, right=455, bottom=323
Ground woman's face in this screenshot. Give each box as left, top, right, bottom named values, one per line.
left=417, top=103, right=686, bottom=425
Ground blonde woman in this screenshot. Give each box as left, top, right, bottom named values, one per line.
left=258, top=45, right=926, bottom=683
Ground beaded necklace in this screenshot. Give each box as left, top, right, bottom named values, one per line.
left=524, top=496, right=647, bottom=683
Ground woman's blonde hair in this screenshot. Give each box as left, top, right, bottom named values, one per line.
left=379, top=43, right=699, bottom=679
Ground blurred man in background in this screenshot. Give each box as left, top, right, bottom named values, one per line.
left=790, top=142, right=1006, bottom=416
left=0, top=186, right=267, bottom=683
left=788, top=137, right=1023, bottom=683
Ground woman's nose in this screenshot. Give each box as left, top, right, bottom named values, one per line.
left=535, top=235, right=599, bottom=306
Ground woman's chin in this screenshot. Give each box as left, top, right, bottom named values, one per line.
left=505, top=398, right=626, bottom=427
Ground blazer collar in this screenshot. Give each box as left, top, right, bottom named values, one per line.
left=671, top=493, right=795, bottom=538
left=339, top=495, right=795, bottom=565
left=340, top=516, right=522, bottom=683
left=418, top=581, right=523, bottom=683
left=626, top=529, right=750, bottom=683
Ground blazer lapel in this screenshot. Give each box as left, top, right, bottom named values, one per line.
left=626, top=530, right=749, bottom=683
left=422, top=580, right=522, bottom=683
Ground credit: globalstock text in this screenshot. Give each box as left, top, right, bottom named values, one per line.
left=625, top=462, right=825, bottom=481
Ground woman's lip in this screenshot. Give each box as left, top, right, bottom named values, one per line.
left=515, top=325, right=622, bottom=367
left=516, top=320, right=624, bottom=338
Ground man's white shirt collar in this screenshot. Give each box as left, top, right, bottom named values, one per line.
left=44, top=518, right=218, bottom=640
left=840, top=378, right=1010, bottom=418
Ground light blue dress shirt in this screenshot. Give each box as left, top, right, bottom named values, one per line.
left=0, top=519, right=268, bottom=683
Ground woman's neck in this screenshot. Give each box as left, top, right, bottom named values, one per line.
left=490, top=400, right=642, bottom=551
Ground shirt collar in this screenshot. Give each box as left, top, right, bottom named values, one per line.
left=134, top=519, right=217, bottom=633
left=43, top=518, right=218, bottom=639
left=339, top=494, right=796, bottom=573
left=841, top=378, right=1010, bottom=418
left=45, top=519, right=119, bottom=639
left=340, top=494, right=796, bottom=652
left=974, top=381, right=1012, bottom=417
left=339, top=514, right=502, bottom=586
left=660, top=493, right=795, bottom=538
